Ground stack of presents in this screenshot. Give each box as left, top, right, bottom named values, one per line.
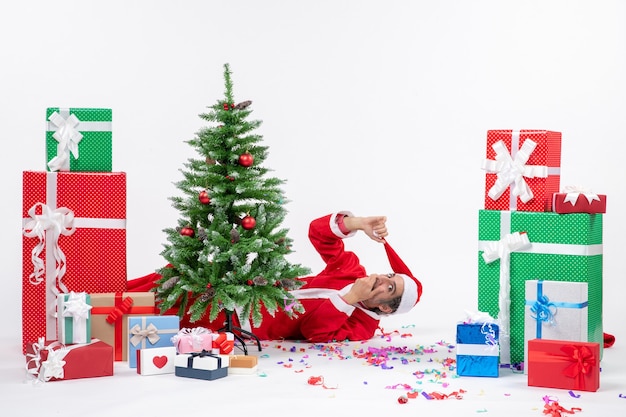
left=455, top=129, right=606, bottom=392
left=22, top=108, right=258, bottom=384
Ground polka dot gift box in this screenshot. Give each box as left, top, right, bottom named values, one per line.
left=46, top=108, right=113, bottom=172
left=477, top=209, right=603, bottom=366
left=482, top=130, right=561, bottom=212
left=21, top=171, right=127, bottom=354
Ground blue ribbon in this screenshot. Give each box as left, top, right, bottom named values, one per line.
left=187, top=349, right=222, bottom=368
left=525, top=280, right=588, bottom=338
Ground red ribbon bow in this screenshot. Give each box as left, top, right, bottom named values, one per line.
left=543, top=401, right=582, bottom=416
left=560, top=345, right=596, bottom=390
left=106, top=296, right=134, bottom=324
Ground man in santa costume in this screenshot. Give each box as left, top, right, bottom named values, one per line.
left=129, top=210, right=422, bottom=343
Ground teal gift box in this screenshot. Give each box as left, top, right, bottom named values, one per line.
left=456, top=322, right=500, bottom=377
left=46, top=107, right=112, bottom=172
left=56, top=292, right=92, bottom=344
left=127, top=315, right=179, bottom=368
left=477, top=209, right=602, bottom=365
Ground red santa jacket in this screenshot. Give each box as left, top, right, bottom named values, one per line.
left=245, top=211, right=384, bottom=342
left=129, top=212, right=404, bottom=342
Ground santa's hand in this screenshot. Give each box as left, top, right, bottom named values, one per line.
left=342, top=275, right=383, bottom=304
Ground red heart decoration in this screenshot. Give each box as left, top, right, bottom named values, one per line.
left=153, top=356, right=168, bottom=369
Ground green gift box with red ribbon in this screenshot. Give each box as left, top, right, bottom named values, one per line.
left=527, top=339, right=600, bottom=392
left=477, top=209, right=603, bottom=366
left=21, top=171, right=127, bottom=354
left=46, top=107, right=113, bottom=172
left=90, top=292, right=157, bottom=361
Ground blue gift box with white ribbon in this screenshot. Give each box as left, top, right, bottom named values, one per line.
left=456, top=322, right=500, bottom=377
left=523, top=280, right=588, bottom=373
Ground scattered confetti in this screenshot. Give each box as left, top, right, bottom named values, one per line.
left=568, top=390, right=581, bottom=398
left=619, top=394, right=626, bottom=399
left=397, top=395, right=408, bottom=404
left=542, top=401, right=582, bottom=416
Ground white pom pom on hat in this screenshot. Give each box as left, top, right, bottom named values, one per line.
left=383, top=241, right=422, bottom=314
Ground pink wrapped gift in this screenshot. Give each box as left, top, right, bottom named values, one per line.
left=171, top=327, right=213, bottom=354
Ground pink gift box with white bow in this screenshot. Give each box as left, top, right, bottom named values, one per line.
left=171, top=327, right=214, bottom=354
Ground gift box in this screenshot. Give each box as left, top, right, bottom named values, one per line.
left=527, top=339, right=600, bottom=392
left=477, top=209, right=603, bottom=365
left=523, top=280, right=588, bottom=372
left=175, top=351, right=229, bottom=381
left=136, top=346, right=177, bottom=376
left=90, top=292, right=156, bottom=361
left=171, top=327, right=214, bottom=354
left=46, top=107, right=112, bottom=172
left=57, top=291, right=92, bottom=344
left=482, top=130, right=561, bottom=212
left=212, top=332, right=235, bottom=354
left=127, top=315, right=180, bottom=368
left=228, top=354, right=258, bottom=375
left=21, top=171, right=127, bottom=353
left=456, top=323, right=500, bottom=377
left=553, top=187, right=606, bottom=214
left=25, top=338, right=113, bottom=382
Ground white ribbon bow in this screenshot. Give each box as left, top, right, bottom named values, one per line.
left=481, top=231, right=531, bottom=365
left=171, top=327, right=212, bottom=349
left=25, top=338, right=68, bottom=383
left=62, top=292, right=92, bottom=343
left=130, top=323, right=161, bottom=346
left=22, top=203, right=76, bottom=291
left=47, top=111, right=83, bottom=172
left=563, top=185, right=600, bottom=206
left=482, top=139, right=548, bottom=204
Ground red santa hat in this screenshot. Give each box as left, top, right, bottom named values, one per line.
left=384, top=241, right=422, bottom=314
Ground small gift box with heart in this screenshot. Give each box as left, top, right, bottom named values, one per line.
left=171, top=327, right=213, bottom=354
left=136, top=346, right=176, bottom=376
left=527, top=339, right=600, bottom=392
left=127, top=315, right=179, bottom=368
left=175, top=351, right=229, bottom=381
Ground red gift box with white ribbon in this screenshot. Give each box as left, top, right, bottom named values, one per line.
left=482, top=130, right=561, bottom=212
left=25, top=338, right=113, bottom=383
left=552, top=186, right=606, bottom=214
left=212, top=332, right=235, bottom=354
left=21, top=171, right=127, bottom=353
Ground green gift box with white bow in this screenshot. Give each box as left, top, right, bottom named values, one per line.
left=46, top=107, right=112, bottom=172
left=477, top=209, right=603, bottom=366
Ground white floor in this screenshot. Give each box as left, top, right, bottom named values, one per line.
left=2, top=315, right=623, bottom=417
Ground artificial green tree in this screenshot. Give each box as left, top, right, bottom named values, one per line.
left=155, top=63, right=309, bottom=338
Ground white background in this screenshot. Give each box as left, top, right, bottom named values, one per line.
left=1, top=1, right=625, bottom=414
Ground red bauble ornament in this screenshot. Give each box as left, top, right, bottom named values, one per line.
left=247, top=280, right=254, bottom=286
left=241, top=215, right=256, bottom=230
left=180, top=226, right=195, bottom=237
left=198, top=190, right=210, bottom=204
left=238, top=152, right=254, bottom=167
left=225, top=175, right=235, bottom=181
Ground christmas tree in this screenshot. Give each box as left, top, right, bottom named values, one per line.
left=155, top=63, right=310, bottom=329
